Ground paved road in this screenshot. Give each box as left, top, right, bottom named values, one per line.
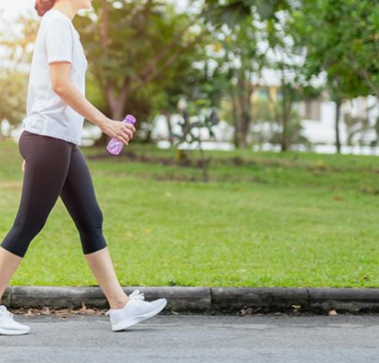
left=1, top=313, right=378, bottom=362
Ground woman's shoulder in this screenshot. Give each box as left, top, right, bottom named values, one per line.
left=38, top=10, right=77, bottom=40
left=40, top=9, right=73, bottom=31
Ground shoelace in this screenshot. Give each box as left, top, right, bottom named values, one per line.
left=105, top=290, right=145, bottom=316
left=0, top=305, right=14, bottom=319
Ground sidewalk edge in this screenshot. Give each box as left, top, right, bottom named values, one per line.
left=2, top=286, right=379, bottom=314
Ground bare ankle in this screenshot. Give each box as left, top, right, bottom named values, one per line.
left=109, top=297, right=130, bottom=310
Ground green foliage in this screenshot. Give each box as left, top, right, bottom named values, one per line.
left=202, top=0, right=291, bottom=28
left=170, top=98, right=220, bottom=181
left=0, top=15, right=38, bottom=132
left=344, top=113, right=372, bottom=146
left=290, top=0, right=372, bottom=100
left=0, top=72, right=28, bottom=133
left=252, top=98, right=311, bottom=149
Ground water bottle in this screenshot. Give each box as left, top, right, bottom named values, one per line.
left=106, top=114, right=136, bottom=155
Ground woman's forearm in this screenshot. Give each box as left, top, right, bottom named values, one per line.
left=54, top=81, right=109, bottom=130
left=53, top=80, right=135, bottom=145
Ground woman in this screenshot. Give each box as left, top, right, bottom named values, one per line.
left=0, top=0, right=167, bottom=335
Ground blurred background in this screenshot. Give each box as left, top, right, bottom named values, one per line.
left=1, top=0, right=378, bottom=288
left=2, top=0, right=379, bottom=155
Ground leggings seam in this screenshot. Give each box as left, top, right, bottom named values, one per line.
left=67, top=176, right=105, bottom=252
left=65, top=170, right=103, bottom=243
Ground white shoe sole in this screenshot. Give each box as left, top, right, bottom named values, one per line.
left=111, top=299, right=167, bottom=331
left=0, top=326, right=30, bottom=335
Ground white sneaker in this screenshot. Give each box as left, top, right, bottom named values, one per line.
left=105, top=290, right=167, bottom=331
left=0, top=305, right=31, bottom=335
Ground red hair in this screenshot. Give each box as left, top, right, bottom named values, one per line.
left=35, top=0, right=57, bottom=17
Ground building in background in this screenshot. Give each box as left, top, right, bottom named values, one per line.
left=249, top=69, right=379, bottom=153
left=2, top=67, right=379, bottom=153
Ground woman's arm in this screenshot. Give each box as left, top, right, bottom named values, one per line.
left=49, top=61, right=135, bottom=144
left=22, top=61, right=136, bottom=173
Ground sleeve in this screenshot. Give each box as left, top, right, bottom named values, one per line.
left=45, top=18, right=73, bottom=64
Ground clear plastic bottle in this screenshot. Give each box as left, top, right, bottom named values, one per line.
left=106, top=114, right=136, bottom=155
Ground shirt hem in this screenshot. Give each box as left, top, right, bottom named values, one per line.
left=22, top=126, right=81, bottom=146
left=48, top=56, right=72, bottom=64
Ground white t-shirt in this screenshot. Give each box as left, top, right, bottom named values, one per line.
left=21, top=8, right=88, bottom=146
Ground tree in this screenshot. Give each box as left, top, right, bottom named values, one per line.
left=290, top=0, right=372, bottom=153
left=264, top=8, right=319, bottom=152
left=76, top=0, right=207, bottom=146
left=202, top=0, right=291, bottom=28
left=200, top=0, right=296, bottom=149
left=217, top=16, right=263, bottom=149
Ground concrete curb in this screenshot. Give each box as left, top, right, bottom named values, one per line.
left=2, top=286, right=379, bottom=314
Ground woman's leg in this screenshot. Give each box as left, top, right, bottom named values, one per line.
left=0, top=131, right=73, bottom=301
left=83, top=248, right=130, bottom=309
left=0, top=249, right=22, bottom=304
left=59, top=145, right=129, bottom=309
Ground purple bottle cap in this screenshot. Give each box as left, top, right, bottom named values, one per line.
left=124, top=114, right=136, bottom=124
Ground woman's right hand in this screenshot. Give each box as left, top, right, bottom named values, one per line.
left=102, top=118, right=136, bottom=145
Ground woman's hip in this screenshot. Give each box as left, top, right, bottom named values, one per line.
left=18, top=130, right=74, bottom=167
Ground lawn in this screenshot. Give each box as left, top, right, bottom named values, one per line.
left=0, top=137, right=379, bottom=288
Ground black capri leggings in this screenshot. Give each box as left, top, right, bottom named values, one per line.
left=1, top=130, right=108, bottom=258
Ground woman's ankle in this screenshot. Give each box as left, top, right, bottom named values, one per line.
left=109, top=297, right=130, bottom=310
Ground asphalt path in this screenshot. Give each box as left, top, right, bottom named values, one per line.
left=0, top=312, right=378, bottom=362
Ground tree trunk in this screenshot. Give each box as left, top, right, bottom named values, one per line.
left=335, top=99, right=342, bottom=154
left=231, top=90, right=240, bottom=148
left=236, top=73, right=252, bottom=149
left=162, top=109, right=174, bottom=146
left=280, top=66, right=288, bottom=152
left=93, top=0, right=130, bottom=147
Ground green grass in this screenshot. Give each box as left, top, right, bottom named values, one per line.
left=1, top=138, right=379, bottom=288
